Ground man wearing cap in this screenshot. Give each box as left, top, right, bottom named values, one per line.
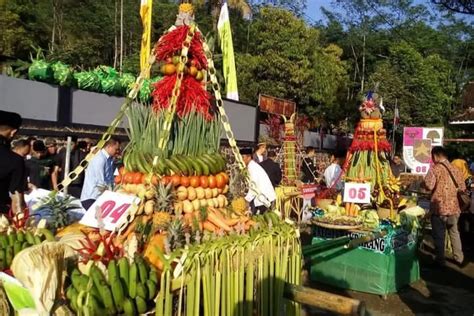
left=253, top=142, right=267, bottom=163
left=240, top=147, right=276, bottom=214
left=0, top=110, right=27, bottom=213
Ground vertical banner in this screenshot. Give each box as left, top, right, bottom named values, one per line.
left=403, top=127, right=443, bottom=174
left=218, top=2, right=239, bottom=100
left=140, top=0, right=153, bottom=78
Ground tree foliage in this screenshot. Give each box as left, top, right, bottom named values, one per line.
left=1, top=0, right=473, bottom=128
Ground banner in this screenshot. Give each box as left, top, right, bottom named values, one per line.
left=403, top=127, right=443, bottom=174
left=218, top=2, right=239, bottom=100
left=140, top=0, right=153, bottom=78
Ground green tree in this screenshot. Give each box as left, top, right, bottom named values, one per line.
left=369, top=42, right=455, bottom=126
left=235, top=7, right=317, bottom=105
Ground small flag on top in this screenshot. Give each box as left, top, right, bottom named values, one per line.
left=393, top=103, right=400, bottom=129
left=218, top=1, right=239, bottom=100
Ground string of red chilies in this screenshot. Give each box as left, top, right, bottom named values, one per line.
left=155, top=25, right=207, bottom=69
left=152, top=76, right=212, bottom=120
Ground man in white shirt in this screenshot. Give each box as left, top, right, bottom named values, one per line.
left=324, top=150, right=346, bottom=191
left=241, top=148, right=276, bottom=214
left=81, top=138, right=120, bottom=210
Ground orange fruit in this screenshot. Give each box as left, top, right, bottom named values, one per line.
left=190, top=176, right=200, bottom=188
left=124, top=173, right=134, bottom=184
left=162, top=176, right=171, bottom=185
left=180, top=176, right=190, bottom=187
left=161, top=63, right=176, bottom=76
left=215, top=174, right=225, bottom=189
left=208, top=175, right=216, bottom=189
left=133, top=172, right=143, bottom=184
left=171, top=175, right=181, bottom=187
left=200, top=176, right=209, bottom=188
left=189, top=66, right=198, bottom=77
left=220, top=172, right=229, bottom=184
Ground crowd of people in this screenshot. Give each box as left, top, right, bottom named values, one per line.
left=1, top=110, right=473, bottom=267
left=0, top=109, right=124, bottom=213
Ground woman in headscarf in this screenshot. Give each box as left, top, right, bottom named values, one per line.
left=451, top=159, right=472, bottom=185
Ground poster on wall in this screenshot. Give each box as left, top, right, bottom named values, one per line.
left=403, top=127, right=444, bottom=174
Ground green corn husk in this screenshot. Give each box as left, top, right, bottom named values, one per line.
left=74, top=71, right=100, bottom=91
left=51, top=61, right=74, bottom=86
left=28, top=60, right=53, bottom=82
left=118, top=73, right=136, bottom=95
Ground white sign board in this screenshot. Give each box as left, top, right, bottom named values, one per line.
left=80, top=191, right=140, bottom=231
left=343, top=182, right=371, bottom=204
left=403, top=127, right=444, bottom=175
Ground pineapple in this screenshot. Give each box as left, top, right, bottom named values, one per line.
left=231, top=197, right=247, bottom=215
left=152, top=182, right=174, bottom=229
left=166, top=219, right=185, bottom=252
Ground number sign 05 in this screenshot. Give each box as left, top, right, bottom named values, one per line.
left=343, top=183, right=371, bottom=204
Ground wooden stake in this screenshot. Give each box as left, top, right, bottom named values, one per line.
left=284, top=283, right=366, bottom=316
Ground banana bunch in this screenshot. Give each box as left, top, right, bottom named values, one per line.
left=124, top=152, right=227, bottom=176
left=387, top=177, right=401, bottom=192
left=67, top=255, right=159, bottom=315
left=0, top=228, right=54, bottom=270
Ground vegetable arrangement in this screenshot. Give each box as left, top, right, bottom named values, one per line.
left=0, top=4, right=304, bottom=316
left=0, top=227, right=55, bottom=270
left=341, top=91, right=401, bottom=213
left=66, top=255, right=159, bottom=315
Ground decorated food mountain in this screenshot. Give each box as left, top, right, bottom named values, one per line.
left=344, top=92, right=401, bottom=212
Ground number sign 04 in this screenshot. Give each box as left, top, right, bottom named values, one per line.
left=80, top=191, right=140, bottom=231
left=343, top=182, right=371, bottom=204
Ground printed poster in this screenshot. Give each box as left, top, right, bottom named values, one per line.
left=403, top=127, right=443, bottom=175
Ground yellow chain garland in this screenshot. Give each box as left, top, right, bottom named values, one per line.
left=200, top=29, right=269, bottom=208
left=56, top=51, right=156, bottom=193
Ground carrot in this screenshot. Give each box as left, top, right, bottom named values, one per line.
left=118, top=219, right=137, bottom=242
left=345, top=203, right=351, bottom=216
left=207, top=212, right=232, bottom=232
left=203, top=221, right=217, bottom=232
left=246, top=220, right=256, bottom=226
left=224, top=218, right=240, bottom=226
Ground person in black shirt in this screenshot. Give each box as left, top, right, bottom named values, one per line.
left=12, top=139, right=30, bottom=158
left=301, top=147, right=318, bottom=183
left=54, top=136, right=85, bottom=198
left=260, top=150, right=282, bottom=188
left=25, top=140, right=56, bottom=190
left=0, top=110, right=27, bottom=214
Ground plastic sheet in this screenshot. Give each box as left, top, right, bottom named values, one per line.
left=97, top=66, right=120, bottom=95
left=310, top=227, right=420, bottom=295
left=74, top=71, right=100, bottom=91
left=51, top=62, right=73, bottom=86
left=28, top=60, right=52, bottom=82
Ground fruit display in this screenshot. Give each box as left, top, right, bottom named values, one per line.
left=0, top=4, right=302, bottom=316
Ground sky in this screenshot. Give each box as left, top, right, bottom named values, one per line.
left=304, top=0, right=473, bottom=24
left=305, top=0, right=335, bottom=23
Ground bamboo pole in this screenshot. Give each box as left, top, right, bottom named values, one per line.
left=284, top=283, right=365, bottom=316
